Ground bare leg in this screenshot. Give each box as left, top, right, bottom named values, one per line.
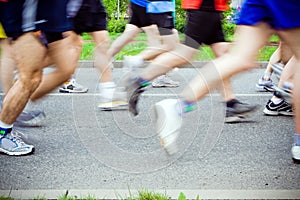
left=0, top=38, right=16, bottom=94
left=180, top=23, right=274, bottom=102
left=0, top=33, right=46, bottom=124
left=107, top=24, right=141, bottom=60
left=262, top=43, right=281, bottom=80
left=278, top=28, right=300, bottom=134
left=30, top=31, right=82, bottom=101
left=278, top=56, right=296, bottom=87
left=140, top=43, right=198, bottom=80
left=210, top=42, right=236, bottom=101
left=90, top=30, right=112, bottom=83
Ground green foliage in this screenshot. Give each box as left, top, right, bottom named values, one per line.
left=134, top=190, right=170, bottom=200
left=102, top=0, right=130, bottom=20
left=107, top=18, right=127, bottom=33
left=178, top=192, right=186, bottom=200
left=222, top=22, right=236, bottom=41
left=0, top=197, right=13, bottom=200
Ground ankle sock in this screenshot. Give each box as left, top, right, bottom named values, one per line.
left=295, top=134, right=300, bottom=146
left=263, top=72, right=271, bottom=80
left=137, top=77, right=150, bottom=87
left=99, top=82, right=116, bottom=100
left=271, top=96, right=283, bottom=105
left=177, top=100, right=196, bottom=114
left=0, top=120, right=13, bottom=135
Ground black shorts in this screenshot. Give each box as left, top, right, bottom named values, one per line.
left=148, top=12, right=174, bottom=35
left=129, top=2, right=174, bottom=35
left=129, top=2, right=152, bottom=28
left=73, top=0, right=107, bottom=34
left=184, top=10, right=225, bottom=49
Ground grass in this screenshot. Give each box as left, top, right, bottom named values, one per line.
left=80, top=33, right=278, bottom=61
left=0, top=190, right=202, bottom=200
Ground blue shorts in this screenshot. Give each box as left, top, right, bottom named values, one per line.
left=237, top=0, right=300, bottom=30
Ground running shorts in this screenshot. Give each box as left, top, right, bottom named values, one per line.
left=237, top=0, right=300, bottom=30
left=184, top=10, right=225, bottom=49
left=73, top=0, right=107, bottom=34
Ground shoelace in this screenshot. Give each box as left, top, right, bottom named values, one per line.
left=10, top=131, right=26, bottom=145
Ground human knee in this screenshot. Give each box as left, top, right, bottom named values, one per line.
left=18, top=70, right=43, bottom=91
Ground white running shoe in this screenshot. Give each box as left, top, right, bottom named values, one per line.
left=291, top=144, right=300, bottom=162
left=152, top=75, right=180, bottom=88
left=98, top=100, right=128, bottom=111
left=59, top=78, right=88, bottom=93
left=0, top=130, right=34, bottom=156
left=98, top=83, right=128, bottom=111
left=153, top=99, right=182, bottom=155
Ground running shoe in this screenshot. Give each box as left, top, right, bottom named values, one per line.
left=98, top=84, right=128, bottom=111
left=98, top=100, right=128, bottom=111
left=152, top=75, right=180, bottom=88
left=15, top=110, right=46, bottom=127
left=153, top=99, right=182, bottom=155
left=271, top=62, right=284, bottom=80
left=59, top=78, right=88, bottom=93
left=0, top=130, right=34, bottom=156
left=225, top=101, right=259, bottom=123
left=292, top=144, right=300, bottom=163
left=98, top=89, right=128, bottom=111
left=263, top=99, right=293, bottom=116
left=256, top=77, right=275, bottom=92
left=126, top=76, right=149, bottom=116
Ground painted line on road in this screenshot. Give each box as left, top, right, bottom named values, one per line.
left=3, top=93, right=272, bottom=97
left=1, top=189, right=300, bottom=199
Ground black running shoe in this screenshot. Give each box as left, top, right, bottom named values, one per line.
left=263, top=99, right=293, bottom=116
left=225, top=101, right=259, bottom=123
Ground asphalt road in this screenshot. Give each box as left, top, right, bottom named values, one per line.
left=0, top=65, right=299, bottom=199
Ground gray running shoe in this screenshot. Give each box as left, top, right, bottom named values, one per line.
left=256, top=77, right=275, bottom=92
left=152, top=75, right=179, bottom=88
left=225, top=101, right=259, bottom=123
left=125, top=75, right=149, bottom=116
left=0, top=130, right=34, bottom=156
left=15, top=110, right=46, bottom=127
left=59, top=78, right=88, bottom=93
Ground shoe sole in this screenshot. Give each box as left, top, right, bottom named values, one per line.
left=98, top=105, right=128, bottom=111
left=152, top=84, right=179, bottom=88
left=292, top=158, right=300, bottom=164
left=59, top=89, right=88, bottom=93
left=98, top=101, right=128, bottom=111
left=225, top=105, right=259, bottom=123
left=0, top=147, right=34, bottom=156
left=255, top=84, right=275, bottom=92
left=263, top=108, right=294, bottom=116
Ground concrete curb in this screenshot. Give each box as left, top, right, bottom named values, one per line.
left=77, top=60, right=268, bottom=69
left=1, top=189, right=299, bottom=199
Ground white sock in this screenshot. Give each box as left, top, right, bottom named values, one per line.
left=0, top=120, right=13, bottom=129
left=271, top=96, right=283, bottom=105
left=99, top=82, right=116, bottom=100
